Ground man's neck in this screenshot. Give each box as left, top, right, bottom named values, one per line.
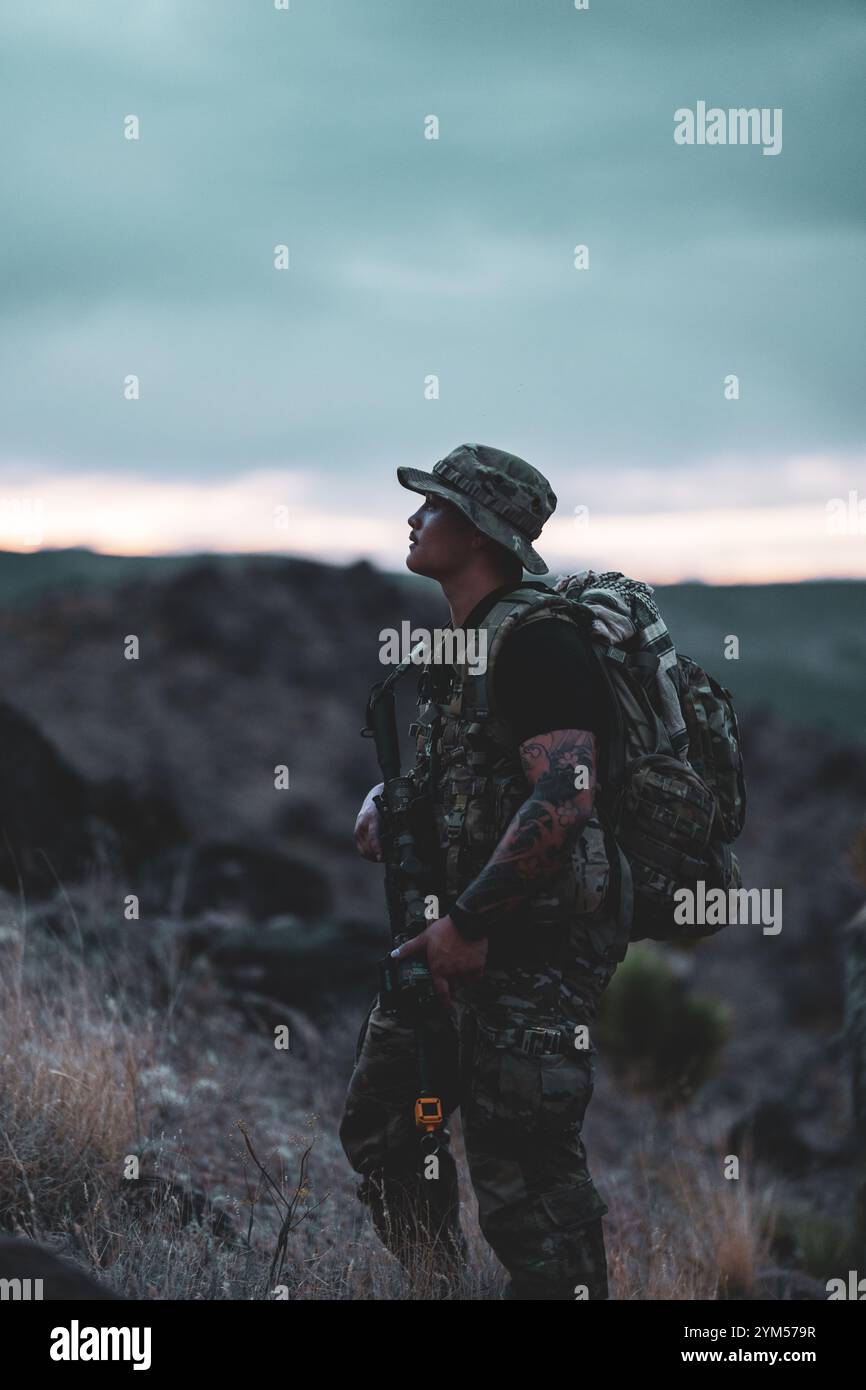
left=441, top=569, right=519, bottom=628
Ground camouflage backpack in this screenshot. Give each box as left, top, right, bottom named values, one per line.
left=554, top=570, right=747, bottom=945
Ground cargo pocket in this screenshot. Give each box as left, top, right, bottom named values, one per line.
left=470, top=1020, right=593, bottom=1137
left=538, top=1048, right=595, bottom=1134
left=540, top=1176, right=609, bottom=1229
left=470, top=1022, right=537, bottom=1132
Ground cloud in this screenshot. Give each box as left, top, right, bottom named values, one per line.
left=3, top=458, right=864, bottom=586
left=0, top=0, right=863, bottom=581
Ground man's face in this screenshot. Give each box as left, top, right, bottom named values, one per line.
left=406, top=492, right=477, bottom=579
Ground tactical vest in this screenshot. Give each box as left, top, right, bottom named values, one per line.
left=410, top=585, right=619, bottom=956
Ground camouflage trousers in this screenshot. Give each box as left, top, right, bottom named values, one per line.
left=339, top=935, right=618, bottom=1300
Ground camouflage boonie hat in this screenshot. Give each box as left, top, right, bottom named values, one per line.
left=397, top=443, right=556, bottom=575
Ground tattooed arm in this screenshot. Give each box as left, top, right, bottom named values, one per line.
left=390, top=728, right=596, bottom=998
left=449, top=727, right=597, bottom=939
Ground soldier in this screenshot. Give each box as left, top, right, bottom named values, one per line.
left=340, top=443, right=629, bottom=1300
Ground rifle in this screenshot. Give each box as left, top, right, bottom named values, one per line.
left=361, top=655, right=444, bottom=1152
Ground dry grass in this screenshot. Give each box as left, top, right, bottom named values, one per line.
left=0, top=882, right=790, bottom=1300
left=607, top=1120, right=776, bottom=1299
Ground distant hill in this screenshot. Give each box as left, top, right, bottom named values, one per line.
left=0, top=545, right=863, bottom=1036
left=652, top=580, right=866, bottom=738
left=1, top=549, right=863, bottom=740
left=0, top=547, right=233, bottom=602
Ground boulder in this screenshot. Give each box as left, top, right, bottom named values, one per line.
left=0, top=697, right=186, bottom=901
left=0, top=1236, right=124, bottom=1300
left=181, top=842, right=331, bottom=921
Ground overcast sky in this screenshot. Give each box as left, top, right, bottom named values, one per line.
left=1, top=0, right=864, bottom=580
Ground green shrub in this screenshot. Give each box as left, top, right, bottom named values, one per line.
left=597, top=943, right=731, bottom=1104
left=769, top=1203, right=855, bottom=1281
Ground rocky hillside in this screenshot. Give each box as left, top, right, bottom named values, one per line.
left=0, top=551, right=864, bottom=1295
left=0, top=555, right=443, bottom=922
left=0, top=553, right=862, bottom=934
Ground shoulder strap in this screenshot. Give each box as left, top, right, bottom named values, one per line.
left=458, top=586, right=575, bottom=739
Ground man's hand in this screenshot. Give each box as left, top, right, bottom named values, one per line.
left=391, top=915, right=488, bottom=1003
left=354, top=782, right=384, bottom=862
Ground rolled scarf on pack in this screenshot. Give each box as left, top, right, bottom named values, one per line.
left=554, top=569, right=691, bottom=762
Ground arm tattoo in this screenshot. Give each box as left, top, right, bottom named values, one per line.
left=454, top=727, right=596, bottom=927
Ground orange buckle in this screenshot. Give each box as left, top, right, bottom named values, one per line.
left=415, top=1095, right=444, bottom=1132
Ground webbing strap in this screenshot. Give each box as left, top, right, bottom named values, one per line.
left=600, top=644, right=659, bottom=677
left=442, top=591, right=562, bottom=894
left=610, top=839, right=633, bottom=962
